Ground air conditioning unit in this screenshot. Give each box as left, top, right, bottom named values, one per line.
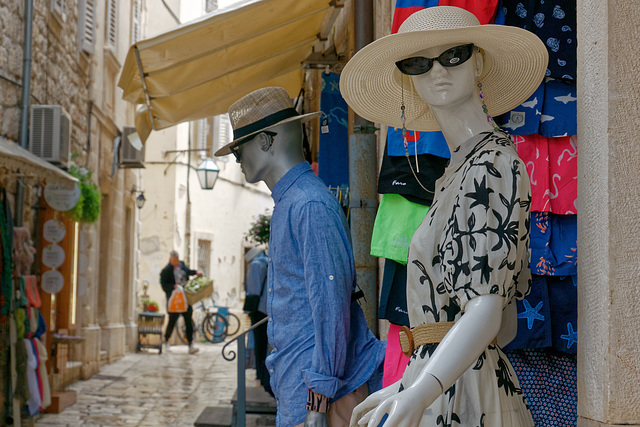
left=29, top=105, right=71, bottom=168
left=120, top=126, right=145, bottom=168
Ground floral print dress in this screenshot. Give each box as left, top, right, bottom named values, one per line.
left=401, top=131, right=534, bottom=426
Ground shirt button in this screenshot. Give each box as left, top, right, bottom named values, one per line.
left=268, top=317, right=272, bottom=321
left=270, top=369, right=274, bottom=373
left=268, top=288, right=272, bottom=293
left=329, top=275, right=334, bottom=280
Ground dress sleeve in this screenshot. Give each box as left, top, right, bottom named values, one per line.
left=439, top=149, right=532, bottom=312
left=296, top=200, right=354, bottom=399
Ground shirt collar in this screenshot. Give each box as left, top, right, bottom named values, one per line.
left=271, top=161, right=312, bottom=204
left=448, top=131, right=496, bottom=170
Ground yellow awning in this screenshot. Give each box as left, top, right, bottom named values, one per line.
left=0, top=136, right=78, bottom=186
left=118, top=0, right=340, bottom=143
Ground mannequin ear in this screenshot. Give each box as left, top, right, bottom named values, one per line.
left=258, top=133, right=273, bottom=152
left=474, top=50, right=484, bottom=77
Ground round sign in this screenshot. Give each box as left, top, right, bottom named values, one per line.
left=44, top=183, right=81, bottom=211
left=42, top=244, right=65, bottom=269
left=43, top=219, right=66, bottom=243
left=42, top=270, right=64, bottom=294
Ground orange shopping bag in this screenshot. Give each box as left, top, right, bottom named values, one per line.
left=168, top=286, right=188, bottom=313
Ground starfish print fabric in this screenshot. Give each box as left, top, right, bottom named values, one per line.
left=400, top=131, right=533, bottom=426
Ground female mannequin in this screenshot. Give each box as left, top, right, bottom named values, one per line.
left=340, top=7, right=548, bottom=427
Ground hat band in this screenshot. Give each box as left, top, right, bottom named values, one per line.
left=233, top=108, right=299, bottom=141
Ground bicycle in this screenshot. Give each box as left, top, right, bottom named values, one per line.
left=175, top=295, right=242, bottom=343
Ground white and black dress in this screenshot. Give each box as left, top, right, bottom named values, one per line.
left=401, top=131, right=534, bottom=426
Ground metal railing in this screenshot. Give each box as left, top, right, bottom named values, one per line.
left=221, top=316, right=268, bottom=427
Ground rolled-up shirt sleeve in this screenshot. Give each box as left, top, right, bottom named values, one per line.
left=297, top=201, right=354, bottom=399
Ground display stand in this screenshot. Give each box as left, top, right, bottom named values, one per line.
left=137, top=312, right=165, bottom=353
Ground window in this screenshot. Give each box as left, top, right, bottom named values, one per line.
left=197, top=240, right=211, bottom=277
left=78, top=0, right=96, bottom=54
left=205, top=0, right=218, bottom=13
left=131, top=0, right=142, bottom=44
left=212, top=114, right=232, bottom=162
left=106, top=0, right=118, bottom=51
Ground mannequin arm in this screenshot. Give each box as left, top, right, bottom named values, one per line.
left=358, top=294, right=504, bottom=427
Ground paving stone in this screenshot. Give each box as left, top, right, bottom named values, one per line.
left=35, top=342, right=241, bottom=426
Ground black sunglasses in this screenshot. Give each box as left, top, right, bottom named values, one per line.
left=395, top=44, right=476, bottom=76
left=230, top=131, right=277, bottom=162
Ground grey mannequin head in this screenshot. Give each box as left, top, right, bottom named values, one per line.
left=233, top=120, right=305, bottom=189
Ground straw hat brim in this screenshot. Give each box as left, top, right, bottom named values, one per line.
left=340, top=25, right=548, bottom=131
left=214, top=111, right=321, bottom=156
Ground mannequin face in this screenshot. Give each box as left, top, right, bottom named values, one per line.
left=409, top=43, right=482, bottom=109
left=233, top=132, right=274, bottom=184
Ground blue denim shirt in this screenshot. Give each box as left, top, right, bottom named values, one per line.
left=246, top=252, right=268, bottom=315
left=265, top=162, right=385, bottom=427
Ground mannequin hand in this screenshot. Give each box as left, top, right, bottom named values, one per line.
left=349, top=382, right=400, bottom=427
left=361, top=374, right=442, bottom=427
left=304, top=410, right=329, bottom=427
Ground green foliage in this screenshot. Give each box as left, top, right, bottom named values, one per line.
left=143, top=300, right=159, bottom=312
left=245, top=212, right=271, bottom=245
left=66, top=165, right=102, bottom=224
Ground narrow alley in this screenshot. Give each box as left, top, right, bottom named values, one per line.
left=34, top=342, right=241, bottom=426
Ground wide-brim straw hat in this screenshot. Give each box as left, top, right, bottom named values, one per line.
left=215, top=86, right=320, bottom=156
left=340, top=6, right=549, bottom=131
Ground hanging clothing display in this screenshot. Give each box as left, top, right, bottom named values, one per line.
left=530, top=212, right=577, bottom=276
left=505, top=349, right=577, bottom=426
left=318, top=72, right=349, bottom=188
left=378, top=259, right=410, bottom=326
left=513, top=134, right=577, bottom=214
left=497, top=78, right=576, bottom=137
left=504, top=275, right=577, bottom=354
left=377, top=140, right=448, bottom=206
left=370, top=194, right=430, bottom=265
left=501, top=0, right=577, bottom=81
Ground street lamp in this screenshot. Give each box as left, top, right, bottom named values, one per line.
left=131, top=187, right=146, bottom=209
left=135, top=192, right=146, bottom=209
left=195, top=157, right=220, bottom=190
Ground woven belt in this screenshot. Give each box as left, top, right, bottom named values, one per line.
left=398, top=322, right=497, bottom=357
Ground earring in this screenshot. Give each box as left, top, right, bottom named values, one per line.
left=477, top=82, right=501, bottom=133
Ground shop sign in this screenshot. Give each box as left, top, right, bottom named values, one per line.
left=44, top=183, right=81, bottom=211
left=43, top=219, right=66, bottom=243
left=42, top=270, right=64, bottom=294
left=42, top=244, right=65, bottom=269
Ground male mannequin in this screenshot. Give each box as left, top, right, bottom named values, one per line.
left=340, top=7, right=548, bottom=427
left=215, top=87, right=385, bottom=427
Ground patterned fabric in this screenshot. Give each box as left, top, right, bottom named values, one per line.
left=513, top=134, right=577, bottom=214
left=505, top=349, right=577, bottom=426
left=504, top=275, right=577, bottom=354
left=497, top=78, right=576, bottom=137
left=501, top=0, right=577, bottom=81
left=539, top=78, right=577, bottom=137
left=530, top=212, right=577, bottom=276
left=399, top=132, right=533, bottom=425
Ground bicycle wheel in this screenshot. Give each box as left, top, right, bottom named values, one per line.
left=203, top=313, right=228, bottom=343
left=225, top=312, right=242, bottom=336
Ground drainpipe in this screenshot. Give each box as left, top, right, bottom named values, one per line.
left=349, top=0, right=378, bottom=334
left=15, top=0, right=34, bottom=226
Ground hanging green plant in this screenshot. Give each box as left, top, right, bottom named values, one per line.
left=66, top=165, right=102, bottom=223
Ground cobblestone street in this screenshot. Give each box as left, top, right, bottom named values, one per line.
left=34, top=342, right=242, bottom=426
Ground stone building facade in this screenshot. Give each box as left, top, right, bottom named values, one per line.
left=0, top=0, right=142, bottom=420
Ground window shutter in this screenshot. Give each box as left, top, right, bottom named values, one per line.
left=131, top=0, right=142, bottom=44
left=106, top=0, right=118, bottom=50
left=197, top=119, right=209, bottom=152
left=78, top=0, right=96, bottom=54
left=51, top=0, right=67, bottom=22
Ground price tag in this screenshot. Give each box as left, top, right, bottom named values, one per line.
left=320, top=117, right=330, bottom=134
